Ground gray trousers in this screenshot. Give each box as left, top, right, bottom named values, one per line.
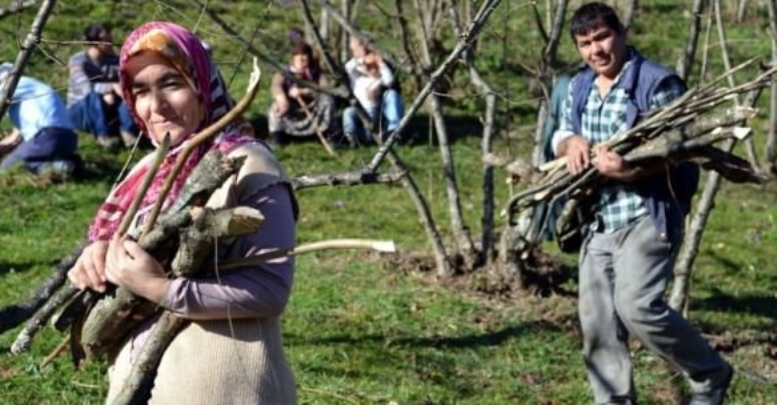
left=578, top=215, right=728, bottom=404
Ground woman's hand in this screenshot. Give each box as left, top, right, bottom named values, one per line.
left=105, top=234, right=170, bottom=303
left=67, top=241, right=110, bottom=293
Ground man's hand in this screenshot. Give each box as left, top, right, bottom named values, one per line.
left=560, top=135, right=591, bottom=174
left=593, top=145, right=633, bottom=180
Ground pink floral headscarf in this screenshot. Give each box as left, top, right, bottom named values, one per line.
left=88, top=21, right=257, bottom=242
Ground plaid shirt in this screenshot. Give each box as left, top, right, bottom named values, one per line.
left=555, top=54, right=685, bottom=232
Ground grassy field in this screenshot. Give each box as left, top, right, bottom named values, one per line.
left=1, top=1, right=777, bottom=404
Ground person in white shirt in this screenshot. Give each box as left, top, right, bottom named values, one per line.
left=342, top=36, right=404, bottom=145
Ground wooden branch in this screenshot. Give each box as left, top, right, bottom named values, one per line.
left=0, top=0, right=56, bottom=122
left=295, top=96, right=337, bottom=155
left=447, top=0, right=499, bottom=262
left=211, top=238, right=396, bottom=271
left=117, top=134, right=171, bottom=235
left=389, top=149, right=452, bottom=276
left=699, top=10, right=713, bottom=82
left=77, top=152, right=245, bottom=361
left=197, top=0, right=350, bottom=99
left=410, top=2, right=475, bottom=268
left=0, top=0, right=36, bottom=18
left=530, top=1, right=549, bottom=45
left=299, top=0, right=342, bottom=79
left=320, top=0, right=415, bottom=76
left=736, top=0, right=750, bottom=23
left=669, top=90, right=768, bottom=312
left=10, top=283, right=78, bottom=354
left=542, top=0, right=568, bottom=64
left=172, top=206, right=264, bottom=277
left=111, top=236, right=396, bottom=405
left=110, top=311, right=187, bottom=405
left=291, top=169, right=405, bottom=190
left=393, top=0, right=420, bottom=80
left=765, top=0, right=777, bottom=169
left=0, top=241, right=86, bottom=335
left=428, top=94, right=477, bottom=268
left=366, top=0, right=503, bottom=173
left=677, top=0, right=707, bottom=81
left=712, top=0, right=760, bottom=171
left=622, top=0, right=638, bottom=30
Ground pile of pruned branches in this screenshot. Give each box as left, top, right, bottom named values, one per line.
left=499, top=61, right=776, bottom=240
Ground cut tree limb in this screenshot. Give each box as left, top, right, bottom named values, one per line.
left=0, top=241, right=86, bottom=335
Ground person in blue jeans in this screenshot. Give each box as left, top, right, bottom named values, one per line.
left=0, top=63, right=80, bottom=175
left=342, top=36, right=404, bottom=146
left=67, top=23, right=138, bottom=149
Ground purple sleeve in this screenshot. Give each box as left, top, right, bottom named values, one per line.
left=160, top=184, right=296, bottom=320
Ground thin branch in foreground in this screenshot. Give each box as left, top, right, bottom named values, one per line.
left=366, top=0, right=503, bottom=173
left=0, top=0, right=56, bottom=122
left=291, top=170, right=405, bottom=190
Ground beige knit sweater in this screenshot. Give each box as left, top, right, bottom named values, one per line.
left=106, top=143, right=297, bottom=404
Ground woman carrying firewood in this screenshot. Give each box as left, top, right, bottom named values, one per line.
left=67, top=21, right=298, bottom=404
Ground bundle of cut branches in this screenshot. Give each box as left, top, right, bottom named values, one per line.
left=499, top=60, right=776, bottom=232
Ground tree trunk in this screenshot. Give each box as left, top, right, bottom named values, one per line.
left=765, top=0, right=777, bottom=170
left=677, top=0, right=707, bottom=82
left=736, top=0, right=749, bottom=23
left=622, top=0, right=638, bottom=30
left=0, top=242, right=85, bottom=334
left=388, top=150, right=453, bottom=277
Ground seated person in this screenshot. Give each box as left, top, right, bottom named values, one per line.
left=267, top=41, right=336, bottom=146
left=342, top=36, right=405, bottom=145
left=0, top=63, right=80, bottom=175
left=67, top=23, right=138, bottom=149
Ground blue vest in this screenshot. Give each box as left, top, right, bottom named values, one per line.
left=569, top=52, right=699, bottom=242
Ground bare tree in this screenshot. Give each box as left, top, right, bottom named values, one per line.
left=669, top=0, right=764, bottom=311
left=411, top=0, right=477, bottom=269
left=677, top=0, right=708, bottom=82
left=765, top=0, right=777, bottom=171
left=0, top=0, right=57, bottom=122
left=735, top=0, right=749, bottom=23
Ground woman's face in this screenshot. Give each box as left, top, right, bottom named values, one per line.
left=125, top=51, right=204, bottom=146
left=291, top=52, right=309, bottom=71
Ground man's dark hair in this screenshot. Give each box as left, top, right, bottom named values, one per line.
left=569, top=2, right=624, bottom=43
left=84, top=23, right=110, bottom=42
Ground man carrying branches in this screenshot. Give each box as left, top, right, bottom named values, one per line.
left=552, top=3, right=732, bottom=404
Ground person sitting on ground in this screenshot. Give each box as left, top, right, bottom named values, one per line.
left=342, top=36, right=404, bottom=146
left=66, top=21, right=298, bottom=404
left=267, top=39, right=336, bottom=147
left=0, top=63, right=81, bottom=175
left=67, top=22, right=139, bottom=149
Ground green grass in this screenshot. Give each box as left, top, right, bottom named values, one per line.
left=1, top=1, right=777, bottom=404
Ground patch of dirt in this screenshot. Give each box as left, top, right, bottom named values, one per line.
left=383, top=246, right=575, bottom=300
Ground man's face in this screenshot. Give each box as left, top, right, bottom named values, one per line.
left=573, top=25, right=627, bottom=79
